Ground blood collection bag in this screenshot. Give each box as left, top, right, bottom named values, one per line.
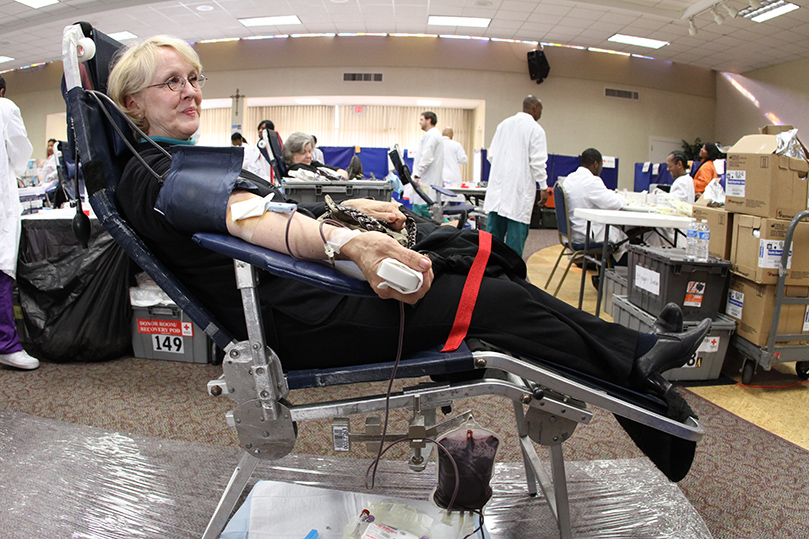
left=432, top=419, right=500, bottom=512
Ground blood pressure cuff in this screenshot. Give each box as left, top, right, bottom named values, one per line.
left=155, top=145, right=271, bottom=233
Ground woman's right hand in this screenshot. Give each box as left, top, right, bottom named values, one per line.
left=340, top=231, right=433, bottom=304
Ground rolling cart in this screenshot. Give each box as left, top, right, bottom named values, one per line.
left=730, top=209, right=809, bottom=385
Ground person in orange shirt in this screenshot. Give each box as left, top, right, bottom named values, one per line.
left=692, top=142, right=721, bottom=196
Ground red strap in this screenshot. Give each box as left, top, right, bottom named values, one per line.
left=442, top=231, right=493, bottom=352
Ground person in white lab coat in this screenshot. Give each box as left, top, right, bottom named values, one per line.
left=642, top=150, right=695, bottom=248
left=483, top=96, right=548, bottom=256
left=563, top=148, right=629, bottom=261
left=0, top=75, right=39, bottom=369
left=409, top=111, right=444, bottom=218
left=666, top=151, right=696, bottom=204
left=441, top=127, right=468, bottom=186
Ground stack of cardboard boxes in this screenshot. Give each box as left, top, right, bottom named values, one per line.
left=721, top=125, right=809, bottom=348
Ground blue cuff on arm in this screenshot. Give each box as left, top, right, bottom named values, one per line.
left=155, top=145, right=259, bottom=233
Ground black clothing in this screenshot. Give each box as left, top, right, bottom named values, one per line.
left=117, top=144, right=639, bottom=384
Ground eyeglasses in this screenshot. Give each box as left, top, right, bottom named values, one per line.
left=146, top=74, right=207, bottom=92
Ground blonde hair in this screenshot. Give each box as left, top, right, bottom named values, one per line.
left=108, top=35, right=202, bottom=134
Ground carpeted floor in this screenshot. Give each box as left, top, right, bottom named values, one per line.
left=3, top=229, right=809, bottom=538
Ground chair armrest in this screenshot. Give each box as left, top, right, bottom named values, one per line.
left=192, top=232, right=375, bottom=297
left=431, top=185, right=457, bottom=198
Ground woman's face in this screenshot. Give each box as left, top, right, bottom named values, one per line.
left=699, top=145, right=708, bottom=160
left=126, top=47, right=202, bottom=140
left=292, top=143, right=313, bottom=165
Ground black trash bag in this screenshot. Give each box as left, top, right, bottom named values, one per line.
left=16, top=218, right=134, bottom=362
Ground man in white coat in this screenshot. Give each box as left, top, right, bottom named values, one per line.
left=409, top=111, right=444, bottom=218
left=564, top=147, right=628, bottom=261
left=0, top=75, right=39, bottom=369
left=484, top=95, right=548, bottom=256
left=441, top=127, right=468, bottom=186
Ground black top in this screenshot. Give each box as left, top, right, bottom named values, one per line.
left=116, top=143, right=343, bottom=341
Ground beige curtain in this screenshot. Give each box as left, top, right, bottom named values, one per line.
left=245, top=104, right=474, bottom=181
left=198, top=107, right=233, bottom=147
left=244, top=106, right=335, bottom=147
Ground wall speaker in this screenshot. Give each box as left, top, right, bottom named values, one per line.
left=527, top=50, right=550, bottom=84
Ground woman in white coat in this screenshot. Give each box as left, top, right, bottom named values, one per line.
left=0, top=75, right=39, bottom=369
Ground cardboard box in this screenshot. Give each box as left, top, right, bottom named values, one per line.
left=759, top=124, right=794, bottom=135
left=725, top=133, right=809, bottom=219
left=730, top=214, right=809, bottom=285
left=692, top=199, right=733, bottom=260
left=724, top=274, right=809, bottom=347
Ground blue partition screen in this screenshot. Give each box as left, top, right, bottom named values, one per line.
left=320, top=146, right=390, bottom=179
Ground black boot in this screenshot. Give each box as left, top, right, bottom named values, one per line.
left=652, top=303, right=684, bottom=334
left=630, top=318, right=711, bottom=397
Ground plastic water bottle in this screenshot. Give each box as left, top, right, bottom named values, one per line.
left=685, top=218, right=699, bottom=260
left=695, top=219, right=711, bottom=262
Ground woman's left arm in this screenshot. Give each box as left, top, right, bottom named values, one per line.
left=226, top=192, right=432, bottom=303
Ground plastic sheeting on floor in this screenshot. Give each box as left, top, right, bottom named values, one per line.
left=0, top=410, right=711, bottom=539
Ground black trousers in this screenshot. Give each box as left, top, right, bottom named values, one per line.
left=271, top=271, right=639, bottom=387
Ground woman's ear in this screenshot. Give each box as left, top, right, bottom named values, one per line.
left=124, top=95, right=141, bottom=115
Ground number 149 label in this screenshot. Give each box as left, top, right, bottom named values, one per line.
left=152, top=334, right=185, bottom=354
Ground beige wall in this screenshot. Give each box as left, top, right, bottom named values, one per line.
left=4, top=36, right=717, bottom=189
left=716, top=56, right=809, bottom=148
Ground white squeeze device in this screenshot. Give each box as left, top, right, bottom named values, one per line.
left=334, top=258, right=423, bottom=295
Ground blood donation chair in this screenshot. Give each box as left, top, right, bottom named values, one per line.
left=62, top=24, right=704, bottom=539
left=388, top=146, right=476, bottom=226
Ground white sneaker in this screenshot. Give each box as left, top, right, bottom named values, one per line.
left=0, top=350, right=40, bottom=370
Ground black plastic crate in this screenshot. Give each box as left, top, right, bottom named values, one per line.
left=627, top=245, right=731, bottom=321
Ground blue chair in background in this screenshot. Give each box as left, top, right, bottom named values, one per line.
left=544, top=182, right=613, bottom=297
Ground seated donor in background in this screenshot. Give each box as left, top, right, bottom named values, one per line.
left=564, top=147, right=627, bottom=259
left=283, top=131, right=348, bottom=180
left=108, top=37, right=712, bottom=477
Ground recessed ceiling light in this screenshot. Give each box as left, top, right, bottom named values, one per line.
left=196, top=5, right=214, bottom=11
left=108, top=31, right=138, bottom=41
left=0, top=56, right=15, bottom=64
left=14, top=0, right=58, bottom=8
left=199, top=37, right=240, bottom=44
left=608, top=34, right=669, bottom=49
left=474, top=0, right=493, bottom=6
left=239, top=16, right=302, bottom=27
left=749, top=1, right=799, bottom=21
left=427, top=16, right=490, bottom=28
